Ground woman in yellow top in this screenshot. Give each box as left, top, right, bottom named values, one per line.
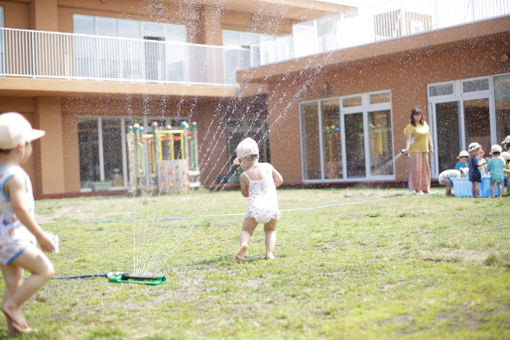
left=403, top=107, right=434, bottom=194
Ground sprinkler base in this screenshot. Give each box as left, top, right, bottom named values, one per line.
left=107, top=272, right=166, bottom=286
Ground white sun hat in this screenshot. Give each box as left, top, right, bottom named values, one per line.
left=0, top=112, right=45, bottom=150
left=457, top=150, right=469, bottom=158
left=233, top=137, right=259, bottom=165
left=500, top=151, right=510, bottom=161
left=490, top=144, right=502, bottom=154
left=467, top=142, right=481, bottom=152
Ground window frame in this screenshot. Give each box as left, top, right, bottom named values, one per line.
left=299, top=90, right=394, bottom=183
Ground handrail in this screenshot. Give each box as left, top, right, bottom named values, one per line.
left=0, top=27, right=250, bottom=86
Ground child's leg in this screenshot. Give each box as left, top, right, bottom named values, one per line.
left=236, top=217, right=257, bottom=263
left=2, top=247, right=54, bottom=332
left=490, top=180, right=495, bottom=198
left=472, top=182, right=479, bottom=197
left=497, top=180, right=502, bottom=197
left=446, top=180, right=453, bottom=196
left=1, top=264, right=24, bottom=335
left=263, top=219, right=277, bottom=260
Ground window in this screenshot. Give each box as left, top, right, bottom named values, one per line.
left=342, top=96, right=362, bottom=107
left=300, top=102, right=321, bottom=180
left=77, top=116, right=189, bottom=191
left=72, top=15, right=187, bottom=82
left=78, top=119, right=100, bottom=189
left=463, top=78, right=489, bottom=93
left=428, top=73, right=510, bottom=177
left=223, top=118, right=269, bottom=184
left=368, top=110, right=393, bottom=175
left=73, top=15, right=187, bottom=41
left=428, top=83, right=454, bottom=97
left=494, top=74, right=510, bottom=144
left=321, top=100, right=342, bottom=179
left=74, top=15, right=94, bottom=35
left=222, top=30, right=274, bottom=83
left=300, top=91, right=394, bottom=182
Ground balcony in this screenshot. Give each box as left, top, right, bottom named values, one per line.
left=250, top=0, right=510, bottom=67
left=0, top=28, right=250, bottom=88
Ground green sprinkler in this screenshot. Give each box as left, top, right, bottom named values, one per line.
left=107, top=272, right=167, bottom=286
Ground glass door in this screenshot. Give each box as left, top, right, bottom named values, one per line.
left=344, top=112, right=365, bottom=178
left=463, top=98, right=491, bottom=156
left=300, top=102, right=322, bottom=180
left=434, top=101, right=461, bottom=173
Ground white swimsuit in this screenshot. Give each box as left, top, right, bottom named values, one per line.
left=0, top=166, right=37, bottom=265
left=244, top=163, right=281, bottom=224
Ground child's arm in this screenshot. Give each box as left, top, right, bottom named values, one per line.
left=240, top=173, right=249, bottom=197
left=5, top=175, right=55, bottom=252
left=272, top=167, right=283, bottom=188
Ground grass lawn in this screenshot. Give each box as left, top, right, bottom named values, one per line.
left=2, top=188, right=509, bottom=339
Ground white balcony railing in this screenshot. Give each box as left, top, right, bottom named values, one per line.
left=0, top=27, right=250, bottom=86
left=252, top=0, right=510, bottom=67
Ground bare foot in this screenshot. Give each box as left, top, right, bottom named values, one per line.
left=265, top=253, right=275, bottom=260
left=2, top=304, right=30, bottom=334
left=235, top=243, right=248, bottom=263
left=7, top=318, right=20, bottom=337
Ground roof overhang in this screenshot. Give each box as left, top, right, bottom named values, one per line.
left=172, top=0, right=354, bottom=22
left=238, top=15, right=510, bottom=85
left=0, top=78, right=238, bottom=99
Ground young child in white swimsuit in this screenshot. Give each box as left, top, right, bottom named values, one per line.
left=233, top=137, right=283, bottom=263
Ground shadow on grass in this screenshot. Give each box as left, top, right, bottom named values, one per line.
left=193, top=253, right=288, bottom=266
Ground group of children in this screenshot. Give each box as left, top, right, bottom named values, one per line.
left=439, top=137, right=510, bottom=198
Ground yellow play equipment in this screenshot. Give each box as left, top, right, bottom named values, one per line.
left=126, top=121, right=200, bottom=193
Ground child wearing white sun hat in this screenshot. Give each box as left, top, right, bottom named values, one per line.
left=0, top=112, right=56, bottom=335
left=484, top=144, right=506, bottom=197
left=232, top=137, right=283, bottom=263
left=467, top=142, right=482, bottom=197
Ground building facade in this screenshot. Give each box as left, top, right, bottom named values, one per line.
left=0, top=0, right=509, bottom=196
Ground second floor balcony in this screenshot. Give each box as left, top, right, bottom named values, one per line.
left=0, top=27, right=250, bottom=89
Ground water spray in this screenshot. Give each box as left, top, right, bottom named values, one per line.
left=378, top=149, right=408, bottom=173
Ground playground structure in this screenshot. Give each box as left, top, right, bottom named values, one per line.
left=126, top=121, right=200, bottom=193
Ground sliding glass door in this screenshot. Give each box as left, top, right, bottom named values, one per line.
left=428, top=73, right=509, bottom=177
left=299, top=90, right=394, bottom=182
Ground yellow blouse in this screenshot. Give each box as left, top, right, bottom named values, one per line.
left=404, top=122, right=431, bottom=153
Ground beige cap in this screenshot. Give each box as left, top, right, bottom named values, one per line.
left=233, top=137, right=259, bottom=165
left=502, top=135, right=510, bottom=146
left=0, top=112, right=45, bottom=149
left=490, top=144, right=502, bottom=154
left=501, top=151, right=510, bottom=161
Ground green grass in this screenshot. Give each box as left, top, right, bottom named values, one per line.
left=3, top=188, right=509, bottom=339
